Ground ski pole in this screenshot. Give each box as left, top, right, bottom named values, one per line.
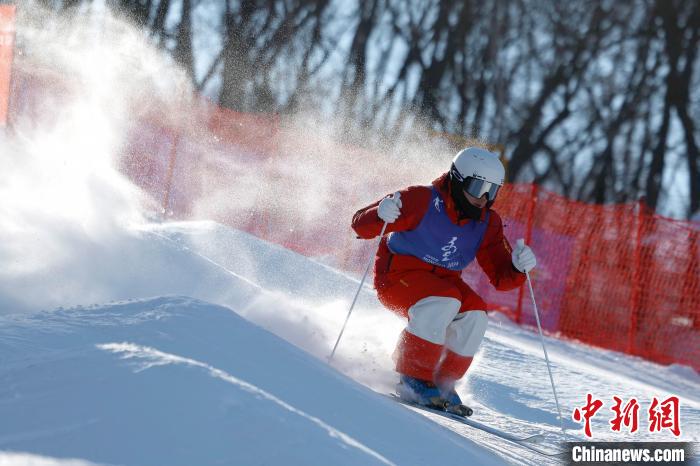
left=328, top=221, right=388, bottom=363
left=518, top=239, right=566, bottom=434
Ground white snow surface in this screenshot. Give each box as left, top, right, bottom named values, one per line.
left=0, top=221, right=698, bottom=466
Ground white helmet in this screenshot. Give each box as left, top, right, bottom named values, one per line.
left=451, top=147, right=505, bottom=186
left=449, top=147, right=505, bottom=217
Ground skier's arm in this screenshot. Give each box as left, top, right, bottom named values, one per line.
left=351, top=186, right=431, bottom=239
left=476, top=213, right=526, bottom=290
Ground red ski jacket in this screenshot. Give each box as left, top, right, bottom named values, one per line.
left=351, top=173, right=526, bottom=291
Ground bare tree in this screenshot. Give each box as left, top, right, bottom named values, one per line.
left=40, top=0, right=700, bottom=217
left=174, top=0, right=195, bottom=79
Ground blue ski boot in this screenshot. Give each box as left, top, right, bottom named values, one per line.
left=438, top=383, right=473, bottom=417
left=396, top=375, right=447, bottom=409
left=441, top=387, right=462, bottom=406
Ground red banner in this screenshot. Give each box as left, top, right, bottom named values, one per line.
left=0, top=4, right=15, bottom=127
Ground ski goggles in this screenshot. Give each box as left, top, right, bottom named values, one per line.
left=462, top=177, right=501, bottom=201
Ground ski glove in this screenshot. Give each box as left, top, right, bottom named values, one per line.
left=377, top=192, right=402, bottom=223
left=512, top=239, right=537, bottom=273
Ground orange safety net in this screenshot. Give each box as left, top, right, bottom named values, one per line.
left=478, top=185, right=700, bottom=372
left=91, top=96, right=700, bottom=373
left=141, top=111, right=700, bottom=372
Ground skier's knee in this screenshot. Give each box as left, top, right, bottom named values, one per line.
left=445, top=310, right=488, bottom=356
left=406, top=296, right=461, bottom=344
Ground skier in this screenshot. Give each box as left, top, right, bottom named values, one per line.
left=351, top=147, right=537, bottom=411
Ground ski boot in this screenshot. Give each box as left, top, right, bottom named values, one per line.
left=438, top=385, right=473, bottom=417
left=396, top=375, right=448, bottom=410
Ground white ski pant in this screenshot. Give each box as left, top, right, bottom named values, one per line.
left=407, top=296, right=488, bottom=357
left=396, top=296, right=488, bottom=382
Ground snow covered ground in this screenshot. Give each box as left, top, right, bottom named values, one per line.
left=1, top=220, right=698, bottom=465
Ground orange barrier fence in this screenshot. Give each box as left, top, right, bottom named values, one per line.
left=126, top=108, right=700, bottom=372
left=8, top=69, right=700, bottom=373
left=469, top=184, right=700, bottom=371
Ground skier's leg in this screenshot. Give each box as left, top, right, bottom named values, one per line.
left=376, top=270, right=461, bottom=389
left=436, top=310, right=488, bottom=381
left=433, top=279, right=488, bottom=403
left=395, top=295, right=461, bottom=380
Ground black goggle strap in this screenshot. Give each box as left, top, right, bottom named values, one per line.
left=450, top=164, right=464, bottom=182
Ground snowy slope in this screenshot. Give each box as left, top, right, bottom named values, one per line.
left=0, top=297, right=503, bottom=466
left=1, top=220, right=698, bottom=465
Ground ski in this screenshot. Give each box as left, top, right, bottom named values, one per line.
left=389, top=394, right=566, bottom=458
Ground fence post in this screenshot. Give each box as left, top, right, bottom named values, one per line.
left=515, top=183, right=538, bottom=324
left=161, top=128, right=180, bottom=217
left=267, top=113, right=281, bottom=241
left=627, top=199, right=645, bottom=354
left=342, top=191, right=359, bottom=271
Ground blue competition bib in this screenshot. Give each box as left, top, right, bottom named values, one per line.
left=386, top=187, right=489, bottom=271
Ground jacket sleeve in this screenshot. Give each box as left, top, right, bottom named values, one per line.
left=476, top=212, right=526, bottom=291
left=351, top=186, right=432, bottom=239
